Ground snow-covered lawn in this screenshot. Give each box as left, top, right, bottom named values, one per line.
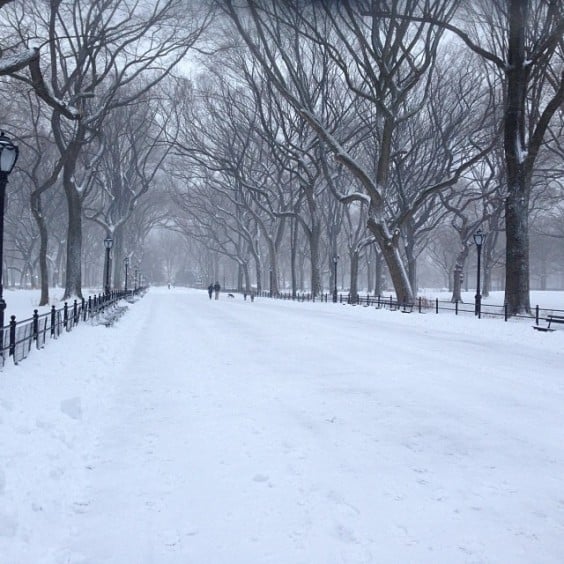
left=1, top=287, right=563, bottom=563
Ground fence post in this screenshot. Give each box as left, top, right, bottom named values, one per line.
left=455, top=300, right=458, bottom=315
left=505, top=303, right=508, bottom=322
left=82, top=297, right=87, bottom=321
left=418, top=296, right=422, bottom=313
left=33, top=309, right=39, bottom=341
left=51, top=305, right=56, bottom=336
left=535, top=305, right=539, bottom=325
left=436, top=298, right=439, bottom=314
left=63, top=302, right=68, bottom=330
left=9, top=315, right=16, bottom=357
left=73, top=299, right=78, bottom=324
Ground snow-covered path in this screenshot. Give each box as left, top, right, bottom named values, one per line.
left=1, top=287, right=564, bottom=563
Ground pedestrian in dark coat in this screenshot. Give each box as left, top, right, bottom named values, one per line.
left=207, top=284, right=214, bottom=300
left=213, top=281, right=221, bottom=300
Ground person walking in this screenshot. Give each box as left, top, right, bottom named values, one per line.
left=207, top=284, right=214, bottom=300
left=213, top=281, right=221, bottom=300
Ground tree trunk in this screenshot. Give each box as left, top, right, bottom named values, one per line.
left=375, top=251, right=384, bottom=295
left=112, top=225, right=125, bottom=291
left=504, top=190, right=530, bottom=313
left=404, top=223, right=418, bottom=292
left=241, top=261, right=251, bottom=293
left=368, top=219, right=414, bottom=305
left=267, top=240, right=279, bottom=295
left=30, top=194, right=50, bottom=306
left=483, top=263, right=492, bottom=297
left=451, top=265, right=464, bottom=303
left=254, top=257, right=262, bottom=293
left=450, top=244, right=469, bottom=303
left=503, top=0, right=531, bottom=315
left=290, top=217, right=298, bottom=298
left=349, top=250, right=359, bottom=302
left=63, top=184, right=83, bottom=300
left=307, top=221, right=321, bottom=297
left=237, top=263, right=244, bottom=292
left=366, top=259, right=373, bottom=294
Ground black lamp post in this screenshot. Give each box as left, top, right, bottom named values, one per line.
left=0, top=132, right=19, bottom=350
left=123, top=256, right=129, bottom=293
left=332, top=255, right=339, bottom=303
left=134, top=267, right=139, bottom=291
left=473, top=229, right=485, bottom=318
left=103, top=236, right=113, bottom=295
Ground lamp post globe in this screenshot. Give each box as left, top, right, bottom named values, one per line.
left=0, top=132, right=19, bottom=356
left=103, top=236, right=113, bottom=295
left=473, top=229, right=485, bottom=318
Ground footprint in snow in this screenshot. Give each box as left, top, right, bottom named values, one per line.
left=0, top=511, right=17, bottom=538
left=60, top=397, right=83, bottom=420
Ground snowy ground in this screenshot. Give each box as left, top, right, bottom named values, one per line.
left=1, top=287, right=564, bottom=563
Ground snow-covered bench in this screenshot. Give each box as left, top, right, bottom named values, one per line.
left=99, top=305, right=128, bottom=327
left=533, top=314, right=564, bottom=332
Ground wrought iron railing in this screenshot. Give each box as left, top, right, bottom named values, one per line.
left=0, top=288, right=146, bottom=367
left=256, top=291, right=564, bottom=325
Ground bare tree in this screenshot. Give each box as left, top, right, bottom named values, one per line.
left=374, top=0, right=564, bottom=313
left=84, top=88, right=174, bottom=290
left=0, top=1, right=80, bottom=119
left=3, top=0, right=212, bottom=299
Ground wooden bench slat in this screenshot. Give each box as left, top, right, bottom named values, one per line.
left=534, top=313, right=564, bottom=332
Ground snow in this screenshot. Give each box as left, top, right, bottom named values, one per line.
left=1, top=286, right=564, bottom=563
left=0, top=48, right=37, bottom=74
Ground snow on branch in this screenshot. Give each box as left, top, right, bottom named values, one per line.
left=1, top=46, right=80, bottom=120
left=0, top=47, right=38, bottom=75
left=338, top=192, right=371, bottom=206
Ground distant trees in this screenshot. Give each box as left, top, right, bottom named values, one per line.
left=372, top=0, right=564, bottom=312
left=221, top=0, right=494, bottom=303
left=1, top=0, right=562, bottom=310
left=1, top=0, right=212, bottom=298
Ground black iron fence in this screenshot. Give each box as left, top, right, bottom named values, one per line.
left=0, top=288, right=146, bottom=368
left=256, top=290, right=564, bottom=325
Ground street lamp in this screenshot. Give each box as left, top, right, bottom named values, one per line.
left=473, top=228, right=485, bottom=318
left=103, top=236, right=113, bottom=295
left=134, top=267, right=139, bottom=291
left=0, top=131, right=19, bottom=351
left=332, top=255, right=339, bottom=303
left=123, top=256, right=129, bottom=293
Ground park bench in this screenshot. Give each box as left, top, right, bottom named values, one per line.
left=533, top=314, right=564, bottom=332
left=99, top=305, right=128, bottom=327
